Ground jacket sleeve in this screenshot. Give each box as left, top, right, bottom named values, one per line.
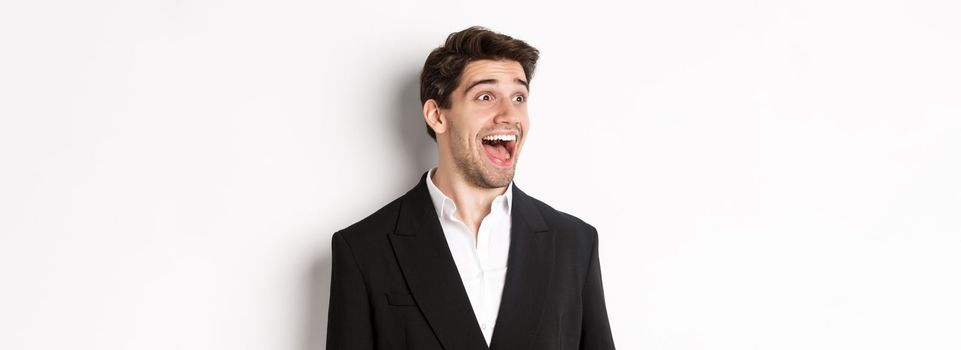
left=326, top=231, right=375, bottom=350
left=580, top=227, right=616, bottom=349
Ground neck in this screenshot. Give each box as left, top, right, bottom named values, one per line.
left=431, top=162, right=508, bottom=230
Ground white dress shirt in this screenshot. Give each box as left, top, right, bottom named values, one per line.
left=425, top=167, right=513, bottom=346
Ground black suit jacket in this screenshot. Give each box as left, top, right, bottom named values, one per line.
left=326, top=173, right=615, bottom=350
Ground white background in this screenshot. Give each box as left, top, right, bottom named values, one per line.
left=2, top=0, right=959, bottom=349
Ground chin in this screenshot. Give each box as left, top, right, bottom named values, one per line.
left=457, top=156, right=516, bottom=189
left=481, top=173, right=513, bottom=189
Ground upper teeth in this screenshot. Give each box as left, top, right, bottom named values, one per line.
left=483, top=134, right=517, bottom=142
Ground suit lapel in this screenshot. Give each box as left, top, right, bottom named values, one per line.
left=489, top=185, right=555, bottom=350
left=388, top=173, right=489, bottom=350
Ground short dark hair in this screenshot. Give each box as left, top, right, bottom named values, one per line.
left=419, top=26, right=540, bottom=140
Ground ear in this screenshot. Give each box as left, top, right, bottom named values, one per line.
left=423, top=99, right=448, bottom=136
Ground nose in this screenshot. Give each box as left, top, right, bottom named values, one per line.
left=492, top=98, right=522, bottom=125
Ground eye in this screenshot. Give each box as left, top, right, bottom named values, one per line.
left=476, top=93, right=493, bottom=101
left=513, top=95, right=526, bottom=103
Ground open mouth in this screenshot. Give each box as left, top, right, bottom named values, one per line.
left=481, top=134, right=518, bottom=168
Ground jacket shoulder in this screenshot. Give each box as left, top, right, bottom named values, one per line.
left=335, top=196, right=402, bottom=243
left=521, top=192, right=601, bottom=270
left=524, top=193, right=598, bottom=238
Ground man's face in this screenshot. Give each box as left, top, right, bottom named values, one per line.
left=441, top=59, right=530, bottom=189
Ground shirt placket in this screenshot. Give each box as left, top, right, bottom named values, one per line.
left=475, top=214, right=492, bottom=338
left=449, top=202, right=491, bottom=340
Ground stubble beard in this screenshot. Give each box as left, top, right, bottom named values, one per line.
left=451, top=132, right=515, bottom=189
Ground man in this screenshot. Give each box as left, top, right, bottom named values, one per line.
left=326, top=26, right=615, bottom=350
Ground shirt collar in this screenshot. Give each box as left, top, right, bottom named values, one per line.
left=425, top=167, right=513, bottom=221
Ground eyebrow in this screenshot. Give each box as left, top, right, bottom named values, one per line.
left=462, top=78, right=529, bottom=97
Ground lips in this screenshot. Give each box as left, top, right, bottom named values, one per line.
left=481, top=133, right=518, bottom=168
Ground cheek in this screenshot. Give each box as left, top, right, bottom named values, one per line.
left=518, top=110, right=530, bottom=127
left=454, top=126, right=476, bottom=148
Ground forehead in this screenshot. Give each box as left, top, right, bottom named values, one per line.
left=458, top=59, right=526, bottom=89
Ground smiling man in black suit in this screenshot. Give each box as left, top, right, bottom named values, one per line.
left=326, top=26, right=615, bottom=350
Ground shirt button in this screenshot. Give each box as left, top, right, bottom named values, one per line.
left=481, top=323, right=487, bottom=330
